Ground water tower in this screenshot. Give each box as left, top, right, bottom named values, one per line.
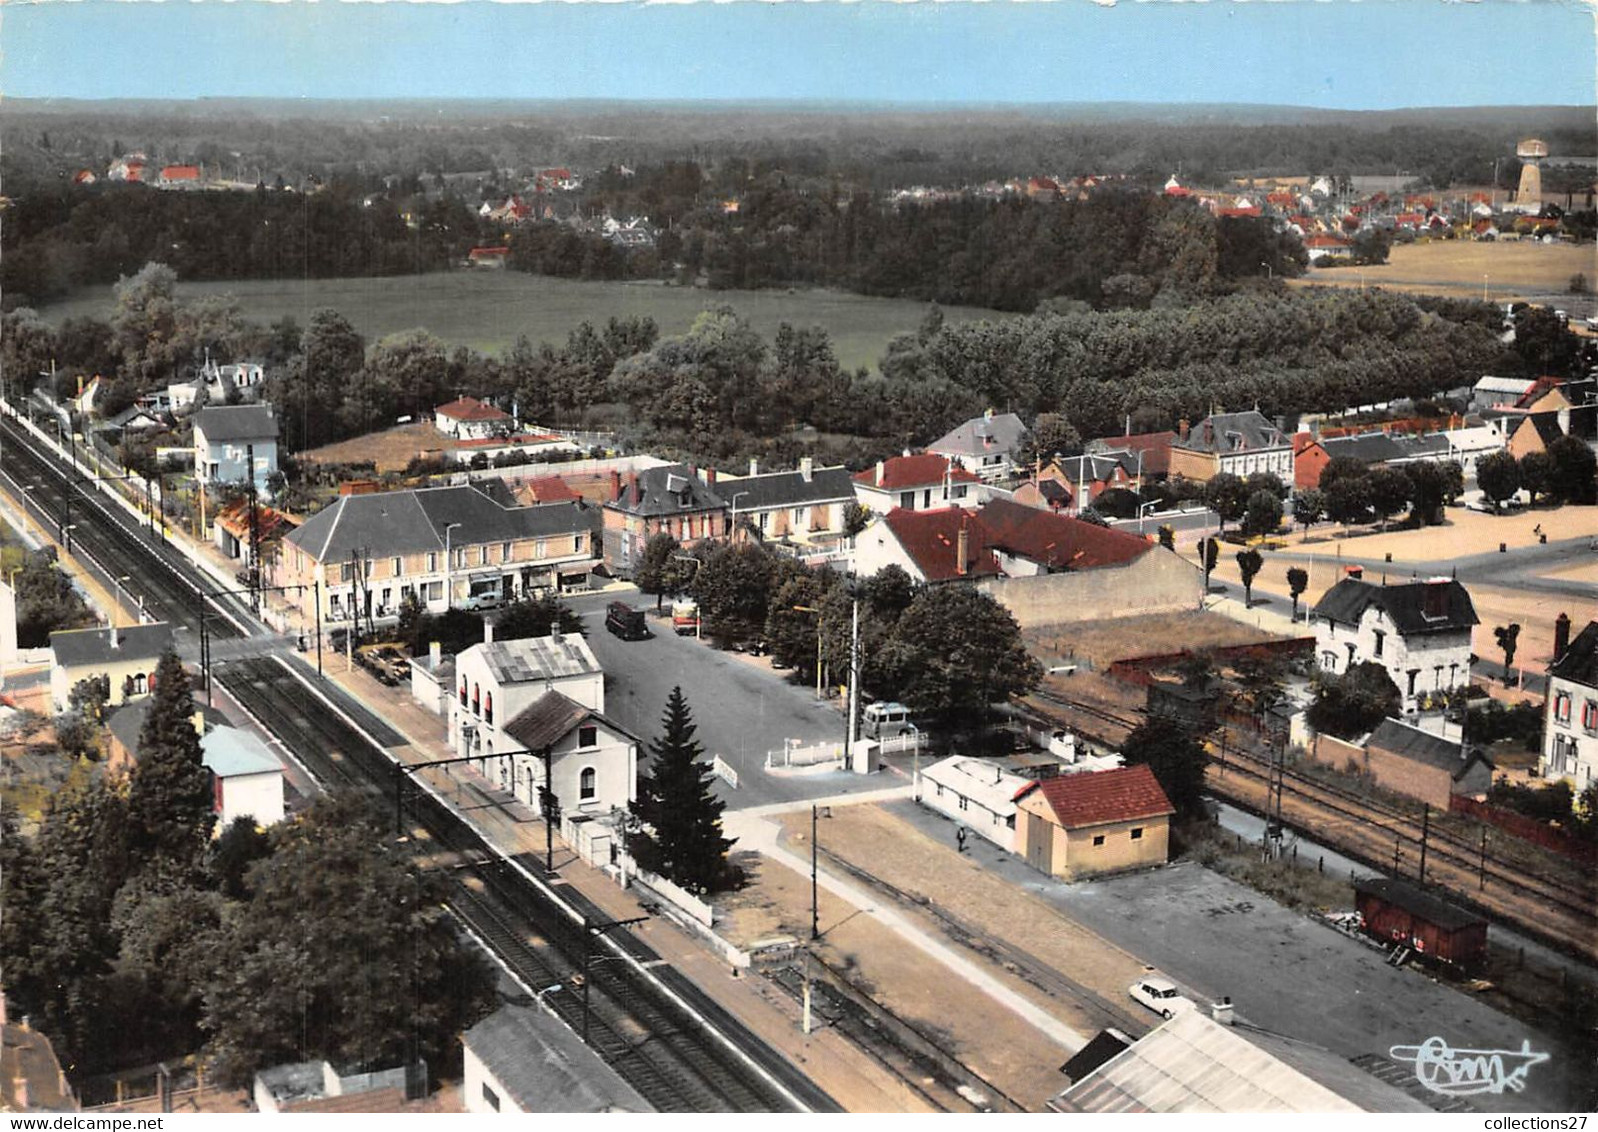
left=1515, top=138, right=1547, bottom=208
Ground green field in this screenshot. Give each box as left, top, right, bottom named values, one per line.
left=38, top=272, right=1010, bottom=374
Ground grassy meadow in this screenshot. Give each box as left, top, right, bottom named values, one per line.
left=37, top=271, right=1010, bottom=374
left=1288, top=239, right=1595, bottom=306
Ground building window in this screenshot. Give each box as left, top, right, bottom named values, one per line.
left=1555, top=692, right=1572, bottom=724
left=460, top=680, right=468, bottom=708
left=899, top=491, right=915, bottom=510
left=578, top=725, right=597, bottom=748
left=134, top=673, right=147, bottom=695
left=1372, top=630, right=1384, bottom=658
left=427, top=552, right=438, bottom=572
left=1407, top=670, right=1420, bottom=696
left=1583, top=699, right=1598, bottom=734
left=958, top=796, right=968, bottom=811
left=480, top=1083, right=500, bottom=1112
left=1321, top=650, right=1337, bottom=671
left=501, top=542, right=512, bottom=562
left=580, top=767, right=596, bottom=800
left=574, top=534, right=584, bottom=553
left=472, top=683, right=481, bottom=716
left=391, top=556, right=402, bottom=576
left=484, top=691, right=493, bottom=725
left=536, top=539, right=548, bottom=559
left=1130, top=827, right=1144, bottom=840
left=1092, top=834, right=1106, bottom=847
left=935, top=783, right=943, bottom=797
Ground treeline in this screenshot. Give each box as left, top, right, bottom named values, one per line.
left=0, top=182, right=481, bottom=309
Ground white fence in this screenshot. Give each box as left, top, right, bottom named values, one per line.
left=766, top=739, right=844, bottom=770
left=711, top=754, right=739, bottom=789
left=632, top=867, right=715, bottom=928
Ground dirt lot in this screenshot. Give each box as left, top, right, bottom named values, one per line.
left=715, top=804, right=1160, bottom=1111
left=300, top=422, right=457, bottom=473
left=1286, top=239, right=1595, bottom=304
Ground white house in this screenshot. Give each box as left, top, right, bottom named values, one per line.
left=435, top=397, right=511, bottom=440
left=449, top=628, right=636, bottom=816
left=194, top=405, right=278, bottom=496
left=919, top=756, right=1030, bottom=851
left=1310, top=575, right=1478, bottom=714
left=199, top=356, right=266, bottom=400
left=1542, top=619, right=1598, bottom=790
left=852, top=453, right=981, bottom=515
left=201, top=725, right=286, bottom=829
left=929, top=409, right=1028, bottom=484
left=49, top=622, right=174, bottom=714
left=714, top=457, right=858, bottom=559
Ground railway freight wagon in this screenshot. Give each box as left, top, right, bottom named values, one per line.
left=1353, top=876, right=1488, bottom=971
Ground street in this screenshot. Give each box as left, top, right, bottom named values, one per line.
left=563, top=588, right=897, bottom=810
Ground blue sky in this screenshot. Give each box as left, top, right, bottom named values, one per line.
left=6, top=1, right=1594, bottom=108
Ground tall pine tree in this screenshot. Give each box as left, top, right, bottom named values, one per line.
left=628, top=687, right=741, bottom=894
left=127, top=650, right=215, bottom=874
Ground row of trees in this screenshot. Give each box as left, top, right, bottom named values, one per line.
left=0, top=652, right=495, bottom=1083
left=1476, top=440, right=1598, bottom=509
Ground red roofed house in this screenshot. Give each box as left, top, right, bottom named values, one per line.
left=436, top=397, right=512, bottom=440
left=1305, top=234, right=1354, bottom=262
left=514, top=475, right=582, bottom=507
left=853, top=453, right=981, bottom=515
left=853, top=498, right=1202, bottom=625
left=1015, top=764, right=1174, bottom=880
left=1293, top=432, right=1331, bottom=491
left=467, top=246, right=511, bottom=269
left=158, top=164, right=202, bottom=188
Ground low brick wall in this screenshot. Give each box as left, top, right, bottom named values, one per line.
left=1449, top=795, right=1598, bottom=864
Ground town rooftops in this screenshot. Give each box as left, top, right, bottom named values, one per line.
left=160, top=164, right=200, bottom=181
left=921, top=756, right=1031, bottom=816
left=471, top=632, right=600, bottom=686
left=1515, top=412, right=1565, bottom=447
left=464, top=1003, right=650, bottom=1113
left=1311, top=577, right=1478, bottom=635
left=1550, top=620, right=1598, bottom=686
left=1353, top=876, right=1486, bottom=933
left=855, top=453, right=980, bottom=492
left=881, top=508, right=1001, bottom=582
left=1051, top=1011, right=1431, bottom=1112
left=436, top=397, right=510, bottom=422
left=1320, top=432, right=1407, bottom=466
left=1051, top=452, right=1137, bottom=485
left=929, top=410, right=1027, bottom=459
left=605, top=464, right=725, bottom=517
left=107, top=698, right=227, bottom=758
left=1018, top=764, right=1174, bottom=829
left=201, top=726, right=283, bottom=779
left=1473, top=375, right=1538, bottom=398
left=1367, top=719, right=1493, bottom=781
left=1173, top=411, right=1287, bottom=454
left=285, top=485, right=591, bottom=564
left=50, top=622, right=174, bottom=669
left=195, top=404, right=278, bottom=443
left=979, top=498, right=1152, bottom=571
left=1086, top=431, right=1176, bottom=475
left=715, top=462, right=856, bottom=510
left=516, top=475, right=581, bottom=505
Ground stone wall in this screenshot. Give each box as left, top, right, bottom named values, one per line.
left=977, top=547, right=1201, bottom=628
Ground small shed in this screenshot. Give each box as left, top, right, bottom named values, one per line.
left=919, top=756, right=1031, bottom=852
left=1353, top=876, right=1487, bottom=970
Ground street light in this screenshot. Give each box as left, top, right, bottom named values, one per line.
left=1260, top=261, right=1273, bottom=281
left=1138, top=500, right=1160, bottom=535
left=729, top=491, right=750, bottom=542
left=442, top=522, right=462, bottom=611
left=810, top=804, right=831, bottom=941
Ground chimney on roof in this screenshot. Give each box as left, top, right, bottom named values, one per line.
left=800, top=456, right=813, bottom=483
left=1178, top=418, right=1190, bottom=442
left=705, top=467, right=717, bottom=487
left=902, top=447, right=912, bottom=459
left=875, top=460, right=885, bottom=486
left=956, top=522, right=969, bottom=576
left=1203, top=421, right=1214, bottom=446
left=1554, top=612, right=1572, bottom=661
left=628, top=472, right=639, bottom=502
left=609, top=469, right=621, bottom=501
left=484, top=619, right=494, bottom=644
left=1210, top=997, right=1235, bottom=1026
left=1347, top=565, right=1364, bottom=580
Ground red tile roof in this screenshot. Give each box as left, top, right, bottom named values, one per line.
left=1021, top=765, right=1174, bottom=829
left=854, top=454, right=978, bottom=492
left=978, top=498, right=1151, bottom=571
left=518, top=475, right=580, bottom=504
left=1215, top=206, right=1261, bottom=218
left=881, top=508, right=1000, bottom=583
left=160, top=164, right=200, bottom=181
left=436, top=396, right=509, bottom=421
left=468, top=246, right=510, bottom=260
left=1306, top=234, right=1352, bottom=249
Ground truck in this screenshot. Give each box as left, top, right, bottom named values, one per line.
left=671, top=598, right=700, bottom=636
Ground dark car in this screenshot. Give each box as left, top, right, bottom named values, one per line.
left=605, top=602, right=649, bottom=641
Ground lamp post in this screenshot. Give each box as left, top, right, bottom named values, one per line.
left=729, top=491, right=750, bottom=542
left=810, top=804, right=831, bottom=941
left=1260, top=261, right=1273, bottom=281
left=1138, top=500, right=1159, bottom=535
left=442, top=522, right=462, bottom=611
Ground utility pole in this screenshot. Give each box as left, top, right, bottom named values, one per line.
left=246, top=444, right=262, bottom=617
left=811, top=803, right=821, bottom=941
left=582, top=913, right=649, bottom=1042
left=1418, top=803, right=1430, bottom=883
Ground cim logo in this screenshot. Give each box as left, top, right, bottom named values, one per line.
left=1389, top=1037, right=1550, bottom=1097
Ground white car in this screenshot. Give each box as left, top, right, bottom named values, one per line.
left=1129, top=974, right=1197, bottom=1019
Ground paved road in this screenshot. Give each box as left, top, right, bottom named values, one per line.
left=563, top=589, right=896, bottom=811
left=884, top=798, right=1583, bottom=1113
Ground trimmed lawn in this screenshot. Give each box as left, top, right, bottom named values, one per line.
left=36, top=272, right=1009, bottom=374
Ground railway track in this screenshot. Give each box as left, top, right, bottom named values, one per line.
left=220, top=656, right=832, bottom=1113
left=1025, top=689, right=1598, bottom=961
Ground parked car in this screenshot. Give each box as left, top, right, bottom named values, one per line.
left=1128, top=972, right=1197, bottom=1019
left=605, top=602, right=649, bottom=641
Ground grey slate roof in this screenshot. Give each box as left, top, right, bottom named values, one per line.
left=195, top=404, right=278, bottom=443
left=1321, top=432, right=1406, bottom=465
left=930, top=411, right=1027, bottom=459
left=717, top=465, right=855, bottom=511
left=284, top=485, right=592, bottom=564
left=1367, top=718, right=1493, bottom=780
left=604, top=464, right=724, bottom=518
left=1173, top=411, right=1288, bottom=454
left=503, top=689, right=640, bottom=751
left=50, top=622, right=174, bottom=668
left=464, top=1003, right=651, bottom=1113
left=107, top=697, right=226, bottom=758
left=1311, top=578, right=1478, bottom=635
left=469, top=633, right=600, bottom=686
left=1550, top=620, right=1598, bottom=687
